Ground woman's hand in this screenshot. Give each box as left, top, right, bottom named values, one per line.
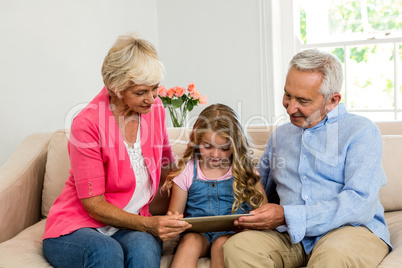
left=81, top=194, right=190, bottom=241
left=234, top=203, right=286, bottom=230
left=144, top=211, right=191, bottom=241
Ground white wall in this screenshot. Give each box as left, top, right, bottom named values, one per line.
left=0, top=1, right=291, bottom=166
left=0, top=0, right=159, bottom=166
left=156, top=0, right=284, bottom=128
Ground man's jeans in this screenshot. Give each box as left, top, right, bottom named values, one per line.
left=43, top=228, right=163, bottom=268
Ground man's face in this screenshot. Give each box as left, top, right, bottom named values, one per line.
left=283, top=67, right=331, bottom=128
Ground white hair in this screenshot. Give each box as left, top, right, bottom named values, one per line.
left=289, top=49, right=343, bottom=101
left=101, top=33, right=165, bottom=93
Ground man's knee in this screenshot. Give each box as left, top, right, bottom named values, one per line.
left=222, top=232, right=246, bottom=257
left=308, top=227, right=389, bottom=268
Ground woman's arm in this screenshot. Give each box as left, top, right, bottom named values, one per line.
left=167, top=183, right=188, bottom=215
left=81, top=194, right=190, bottom=241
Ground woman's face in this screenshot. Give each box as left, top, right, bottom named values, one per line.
left=121, top=84, right=159, bottom=114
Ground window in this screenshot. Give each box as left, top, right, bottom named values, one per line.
left=296, top=0, right=402, bottom=120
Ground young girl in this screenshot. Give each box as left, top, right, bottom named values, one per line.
left=163, top=103, right=268, bottom=268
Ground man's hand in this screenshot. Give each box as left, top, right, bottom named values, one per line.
left=234, top=203, right=286, bottom=230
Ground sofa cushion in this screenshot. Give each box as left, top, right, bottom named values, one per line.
left=380, top=211, right=402, bottom=266
left=167, top=127, right=191, bottom=143
left=0, top=220, right=51, bottom=267
left=376, top=121, right=402, bottom=135
left=41, top=130, right=71, bottom=218
left=169, top=139, right=189, bottom=160
left=380, top=136, right=402, bottom=212
left=246, top=125, right=276, bottom=150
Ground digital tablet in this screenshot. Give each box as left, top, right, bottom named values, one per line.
left=179, top=214, right=251, bottom=233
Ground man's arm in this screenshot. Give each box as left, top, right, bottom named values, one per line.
left=283, top=126, right=385, bottom=244
left=236, top=125, right=386, bottom=245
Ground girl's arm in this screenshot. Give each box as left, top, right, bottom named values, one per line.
left=148, top=161, right=178, bottom=215
left=258, top=181, right=269, bottom=205
left=168, top=183, right=188, bottom=215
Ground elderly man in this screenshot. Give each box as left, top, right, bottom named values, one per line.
left=223, top=49, right=391, bottom=267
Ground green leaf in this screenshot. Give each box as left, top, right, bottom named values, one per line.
left=187, top=100, right=194, bottom=111
left=172, top=98, right=183, bottom=108
left=161, top=98, right=169, bottom=104
left=192, top=99, right=199, bottom=106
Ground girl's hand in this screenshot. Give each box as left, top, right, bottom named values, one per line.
left=144, top=211, right=191, bottom=241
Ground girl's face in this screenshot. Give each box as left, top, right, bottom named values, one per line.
left=199, top=131, right=233, bottom=169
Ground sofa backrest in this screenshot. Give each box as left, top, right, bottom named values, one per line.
left=41, top=123, right=402, bottom=218
left=379, top=135, right=402, bottom=212
left=376, top=121, right=402, bottom=135
left=42, top=129, right=71, bottom=218
left=167, top=126, right=276, bottom=150
left=41, top=127, right=268, bottom=217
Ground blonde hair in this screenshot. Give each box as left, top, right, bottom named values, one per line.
left=163, top=104, right=264, bottom=212
left=101, top=33, right=165, bottom=93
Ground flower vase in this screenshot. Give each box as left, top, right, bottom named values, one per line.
left=168, top=105, right=188, bottom=127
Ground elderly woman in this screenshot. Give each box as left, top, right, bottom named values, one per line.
left=42, top=33, right=190, bottom=268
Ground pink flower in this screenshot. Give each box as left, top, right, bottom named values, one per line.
left=190, top=89, right=200, bottom=100
left=199, top=95, right=208, bottom=105
left=167, top=88, right=175, bottom=98
left=174, top=86, right=185, bottom=97
left=188, top=82, right=195, bottom=93
left=158, top=85, right=167, bottom=97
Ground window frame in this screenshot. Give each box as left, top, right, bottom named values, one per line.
left=293, top=0, right=402, bottom=120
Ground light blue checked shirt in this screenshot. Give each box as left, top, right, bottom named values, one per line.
left=258, top=104, right=391, bottom=254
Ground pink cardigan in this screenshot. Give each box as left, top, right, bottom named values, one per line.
left=43, top=87, right=174, bottom=239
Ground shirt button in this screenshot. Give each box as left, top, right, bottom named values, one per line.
left=304, top=195, right=309, bottom=200
left=88, top=182, right=92, bottom=186
left=89, top=192, right=93, bottom=196
left=88, top=187, right=92, bottom=191
left=302, top=155, right=307, bottom=159
left=302, top=176, right=306, bottom=180
left=306, top=131, right=310, bottom=134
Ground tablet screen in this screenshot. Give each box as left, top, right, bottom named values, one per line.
left=179, top=214, right=251, bottom=233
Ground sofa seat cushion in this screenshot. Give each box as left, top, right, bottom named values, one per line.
left=0, top=219, right=210, bottom=268
left=161, top=235, right=210, bottom=267
left=0, top=219, right=51, bottom=267
left=379, top=211, right=402, bottom=267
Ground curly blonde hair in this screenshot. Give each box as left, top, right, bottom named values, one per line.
left=163, top=104, right=264, bottom=212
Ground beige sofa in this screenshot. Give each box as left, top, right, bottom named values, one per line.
left=0, top=123, right=402, bottom=267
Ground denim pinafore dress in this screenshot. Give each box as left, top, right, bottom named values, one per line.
left=185, top=159, right=251, bottom=244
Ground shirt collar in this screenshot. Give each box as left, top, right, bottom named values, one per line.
left=326, top=103, right=347, bottom=123
left=306, top=103, right=347, bottom=130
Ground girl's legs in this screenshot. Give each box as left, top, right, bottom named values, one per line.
left=112, top=229, right=163, bottom=268
left=170, top=233, right=210, bottom=268
left=210, top=234, right=232, bottom=268
left=43, top=228, right=124, bottom=268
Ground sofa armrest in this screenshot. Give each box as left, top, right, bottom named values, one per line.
left=0, top=132, right=52, bottom=243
